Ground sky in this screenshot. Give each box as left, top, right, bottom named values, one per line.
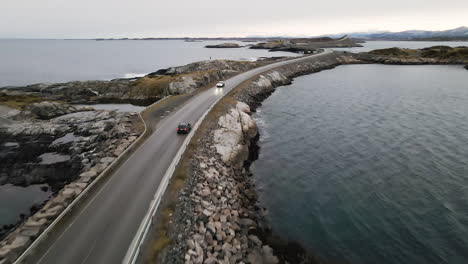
left=1, top=0, right=467, bottom=38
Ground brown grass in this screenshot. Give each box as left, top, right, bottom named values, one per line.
left=0, top=94, right=50, bottom=109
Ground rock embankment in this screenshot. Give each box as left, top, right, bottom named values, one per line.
left=161, top=52, right=363, bottom=263
left=0, top=102, right=142, bottom=263
left=3, top=59, right=274, bottom=105
left=169, top=102, right=279, bottom=264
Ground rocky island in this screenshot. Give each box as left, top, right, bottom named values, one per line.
left=205, top=43, right=242, bottom=48
left=359, top=45, right=468, bottom=64
left=250, top=35, right=363, bottom=53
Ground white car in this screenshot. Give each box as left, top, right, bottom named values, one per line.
left=216, top=81, right=225, bottom=88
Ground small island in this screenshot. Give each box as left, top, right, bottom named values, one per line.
left=205, top=42, right=242, bottom=48
left=250, top=35, right=363, bottom=53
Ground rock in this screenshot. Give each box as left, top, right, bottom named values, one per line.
left=26, top=101, right=76, bottom=119
left=80, top=170, right=97, bottom=178
left=100, top=157, right=115, bottom=163
left=24, top=218, right=47, bottom=228
left=248, top=249, right=263, bottom=263
left=249, top=235, right=262, bottom=247
left=262, top=245, right=279, bottom=264
left=465, top=65, right=468, bottom=70
left=200, top=188, right=211, bottom=197
left=239, top=218, right=256, bottom=227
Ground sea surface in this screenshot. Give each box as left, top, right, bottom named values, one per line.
left=0, top=39, right=297, bottom=87
left=0, top=184, right=51, bottom=227
left=1, top=39, right=467, bottom=87
left=251, top=65, right=468, bottom=264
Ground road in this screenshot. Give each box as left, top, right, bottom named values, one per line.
left=33, top=49, right=333, bottom=264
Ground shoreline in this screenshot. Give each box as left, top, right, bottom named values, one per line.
left=153, top=48, right=468, bottom=262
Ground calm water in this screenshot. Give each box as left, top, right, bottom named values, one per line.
left=0, top=39, right=297, bottom=87
left=0, top=184, right=51, bottom=227
left=251, top=65, right=468, bottom=264
left=2, top=40, right=468, bottom=87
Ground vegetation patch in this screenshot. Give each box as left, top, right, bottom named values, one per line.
left=0, top=93, right=49, bottom=109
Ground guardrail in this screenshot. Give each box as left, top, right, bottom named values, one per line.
left=13, top=96, right=173, bottom=264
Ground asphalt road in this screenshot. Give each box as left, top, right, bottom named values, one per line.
left=34, top=49, right=333, bottom=264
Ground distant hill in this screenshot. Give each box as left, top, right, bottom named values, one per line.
left=323, top=27, right=468, bottom=41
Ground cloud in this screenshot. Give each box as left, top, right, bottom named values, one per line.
left=1, top=0, right=467, bottom=38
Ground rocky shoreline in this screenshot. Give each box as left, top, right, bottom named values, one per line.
left=159, top=52, right=364, bottom=263
left=1, top=59, right=280, bottom=106
left=0, top=102, right=143, bottom=263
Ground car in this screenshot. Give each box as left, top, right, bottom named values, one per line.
left=176, top=122, right=192, bottom=134
left=216, top=81, right=225, bottom=88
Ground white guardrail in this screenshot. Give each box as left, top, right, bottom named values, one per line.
left=13, top=96, right=174, bottom=264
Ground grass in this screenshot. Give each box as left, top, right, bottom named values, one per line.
left=0, top=93, right=49, bottom=109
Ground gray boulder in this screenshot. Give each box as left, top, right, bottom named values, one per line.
left=26, top=101, right=76, bottom=119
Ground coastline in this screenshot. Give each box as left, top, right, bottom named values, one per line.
left=153, top=48, right=468, bottom=263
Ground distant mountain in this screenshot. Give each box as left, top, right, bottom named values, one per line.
left=323, top=27, right=468, bottom=41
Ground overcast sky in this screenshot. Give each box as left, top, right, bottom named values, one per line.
left=1, top=0, right=467, bottom=38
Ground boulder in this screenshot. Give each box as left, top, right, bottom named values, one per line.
left=213, top=102, right=257, bottom=165
left=26, top=101, right=76, bottom=119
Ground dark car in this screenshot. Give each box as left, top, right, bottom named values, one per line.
left=176, top=122, right=192, bottom=134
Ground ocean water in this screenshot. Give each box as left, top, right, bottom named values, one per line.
left=0, top=39, right=297, bottom=87
left=1, top=39, right=467, bottom=87
left=0, top=184, right=51, bottom=227
left=251, top=65, right=468, bottom=264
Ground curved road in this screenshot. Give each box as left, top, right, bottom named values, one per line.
left=33, top=49, right=333, bottom=264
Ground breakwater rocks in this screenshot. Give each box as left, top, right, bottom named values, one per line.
left=358, top=46, right=468, bottom=65
left=3, top=59, right=273, bottom=105
left=0, top=102, right=142, bottom=263
left=162, top=52, right=360, bottom=263
left=166, top=102, right=279, bottom=264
